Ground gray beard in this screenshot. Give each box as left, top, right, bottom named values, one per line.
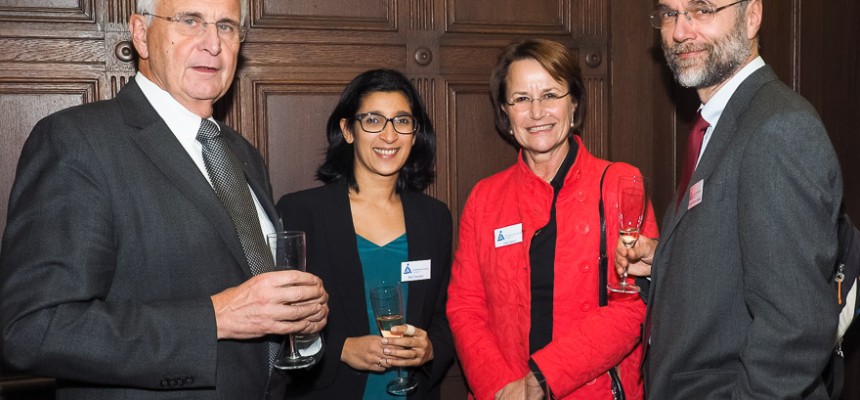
left=662, top=20, right=752, bottom=89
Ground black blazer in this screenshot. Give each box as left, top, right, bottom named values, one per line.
left=277, top=181, right=455, bottom=399
left=0, top=79, right=285, bottom=400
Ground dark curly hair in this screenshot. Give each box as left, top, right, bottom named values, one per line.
left=316, top=69, right=436, bottom=192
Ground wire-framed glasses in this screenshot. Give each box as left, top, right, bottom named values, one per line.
left=505, top=92, right=570, bottom=112
left=649, top=0, right=749, bottom=29
left=143, top=13, right=246, bottom=43
left=354, top=113, right=418, bottom=135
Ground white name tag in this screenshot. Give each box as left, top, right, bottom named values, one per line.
left=401, top=259, right=431, bottom=282
left=494, top=223, right=523, bottom=248
left=688, top=179, right=704, bottom=210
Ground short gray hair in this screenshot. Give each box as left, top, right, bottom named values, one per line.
left=136, top=0, right=248, bottom=26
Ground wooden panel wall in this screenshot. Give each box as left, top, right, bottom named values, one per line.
left=1, top=0, right=858, bottom=398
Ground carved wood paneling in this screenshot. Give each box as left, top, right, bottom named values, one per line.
left=252, top=0, right=397, bottom=31
left=0, top=38, right=104, bottom=64
left=445, top=0, right=570, bottom=35
left=582, top=77, right=607, bottom=159
left=410, top=76, right=439, bottom=197
left=446, top=81, right=517, bottom=223
left=240, top=43, right=407, bottom=69
left=105, top=0, right=135, bottom=25
left=0, top=0, right=95, bottom=23
left=250, top=80, right=349, bottom=199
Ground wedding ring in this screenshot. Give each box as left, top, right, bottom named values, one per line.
left=404, top=324, right=416, bottom=336
left=376, top=360, right=383, bottom=368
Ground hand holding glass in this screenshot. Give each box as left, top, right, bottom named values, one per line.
left=267, top=231, right=316, bottom=370
left=370, top=284, right=418, bottom=395
left=608, top=176, right=648, bottom=294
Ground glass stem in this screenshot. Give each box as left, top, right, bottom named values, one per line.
left=287, top=334, right=300, bottom=358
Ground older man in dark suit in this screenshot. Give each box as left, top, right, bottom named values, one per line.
left=616, top=0, right=842, bottom=399
left=0, top=0, right=328, bottom=398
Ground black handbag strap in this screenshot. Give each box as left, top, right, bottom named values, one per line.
left=598, top=164, right=612, bottom=307
left=597, top=163, right=626, bottom=400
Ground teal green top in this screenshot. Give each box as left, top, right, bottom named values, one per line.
left=358, top=233, right=409, bottom=400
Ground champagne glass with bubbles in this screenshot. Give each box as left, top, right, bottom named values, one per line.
left=608, top=175, right=648, bottom=294
left=370, top=284, right=418, bottom=395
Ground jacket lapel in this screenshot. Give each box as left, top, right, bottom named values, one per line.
left=324, top=182, right=370, bottom=331
left=119, top=80, right=253, bottom=278
left=402, top=191, right=430, bottom=324
left=661, top=66, right=779, bottom=242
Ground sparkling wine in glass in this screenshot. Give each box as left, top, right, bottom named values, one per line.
left=370, top=284, right=418, bottom=395
left=267, top=231, right=316, bottom=370
left=608, top=175, right=649, bottom=294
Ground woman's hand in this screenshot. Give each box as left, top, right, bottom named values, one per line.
left=494, top=372, right=543, bottom=400
left=381, top=324, right=434, bottom=367
left=615, top=234, right=658, bottom=278
left=341, top=335, right=388, bottom=372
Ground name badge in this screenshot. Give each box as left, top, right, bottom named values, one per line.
left=401, top=259, right=431, bottom=282
left=688, top=179, right=704, bottom=210
left=494, top=223, right=523, bottom=248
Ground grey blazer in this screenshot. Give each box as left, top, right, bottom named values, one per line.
left=645, top=66, right=843, bottom=399
left=0, top=79, right=284, bottom=400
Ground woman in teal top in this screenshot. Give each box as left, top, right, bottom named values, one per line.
left=277, top=69, right=455, bottom=399
left=358, top=234, right=408, bottom=399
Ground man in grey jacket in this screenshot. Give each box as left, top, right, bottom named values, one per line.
left=617, top=0, right=842, bottom=398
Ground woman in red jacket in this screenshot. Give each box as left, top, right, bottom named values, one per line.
left=447, top=39, right=658, bottom=400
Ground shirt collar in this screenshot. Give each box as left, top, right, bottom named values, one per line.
left=135, top=72, right=219, bottom=142
left=700, top=56, right=766, bottom=126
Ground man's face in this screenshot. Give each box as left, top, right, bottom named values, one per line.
left=659, top=0, right=753, bottom=90
left=131, top=0, right=241, bottom=116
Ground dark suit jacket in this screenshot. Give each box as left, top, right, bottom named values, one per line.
left=0, top=79, right=285, bottom=400
left=645, top=66, right=843, bottom=399
left=276, top=181, right=455, bottom=399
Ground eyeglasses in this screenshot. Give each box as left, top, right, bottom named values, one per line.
left=649, top=0, right=749, bottom=29
left=505, top=92, right=570, bottom=112
left=354, top=113, right=418, bottom=135
left=143, top=13, right=246, bottom=43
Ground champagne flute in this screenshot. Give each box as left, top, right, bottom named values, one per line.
left=369, top=284, right=418, bottom=395
left=608, top=175, right=649, bottom=294
left=267, top=231, right=316, bottom=370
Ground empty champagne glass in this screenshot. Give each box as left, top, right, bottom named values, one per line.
left=267, top=231, right=316, bottom=370
left=369, top=284, right=418, bottom=395
left=608, top=175, right=649, bottom=294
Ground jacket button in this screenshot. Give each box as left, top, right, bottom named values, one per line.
left=575, top=190, right=587, bottom=202
left=579, top=263, right=590, bottom=272
left=577, top=223, right=590, bottom=235
left=580, top=302, right=593, bottom=312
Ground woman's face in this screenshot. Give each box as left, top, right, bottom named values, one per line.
left=503, top=58, right=577, bottom=159
left=340, top=91, right=417, bottom=182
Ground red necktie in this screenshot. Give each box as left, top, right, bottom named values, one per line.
left=676, top=112, right=709, bottom=208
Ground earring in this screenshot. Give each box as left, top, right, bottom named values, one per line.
left=508, top=128, right=514, bottom=135
left=570, top=112, right=576, bottom=129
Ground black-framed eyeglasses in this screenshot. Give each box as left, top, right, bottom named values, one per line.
left=505, top=92, right=571, bottom=112
left=354, top=112, right=419, bottom=135
left=142, top=12, right=246, bottom=43
left=649, top=0, right=749, bottom=29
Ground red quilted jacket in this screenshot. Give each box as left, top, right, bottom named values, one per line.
left=448, top=136, right=658, bottom=399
